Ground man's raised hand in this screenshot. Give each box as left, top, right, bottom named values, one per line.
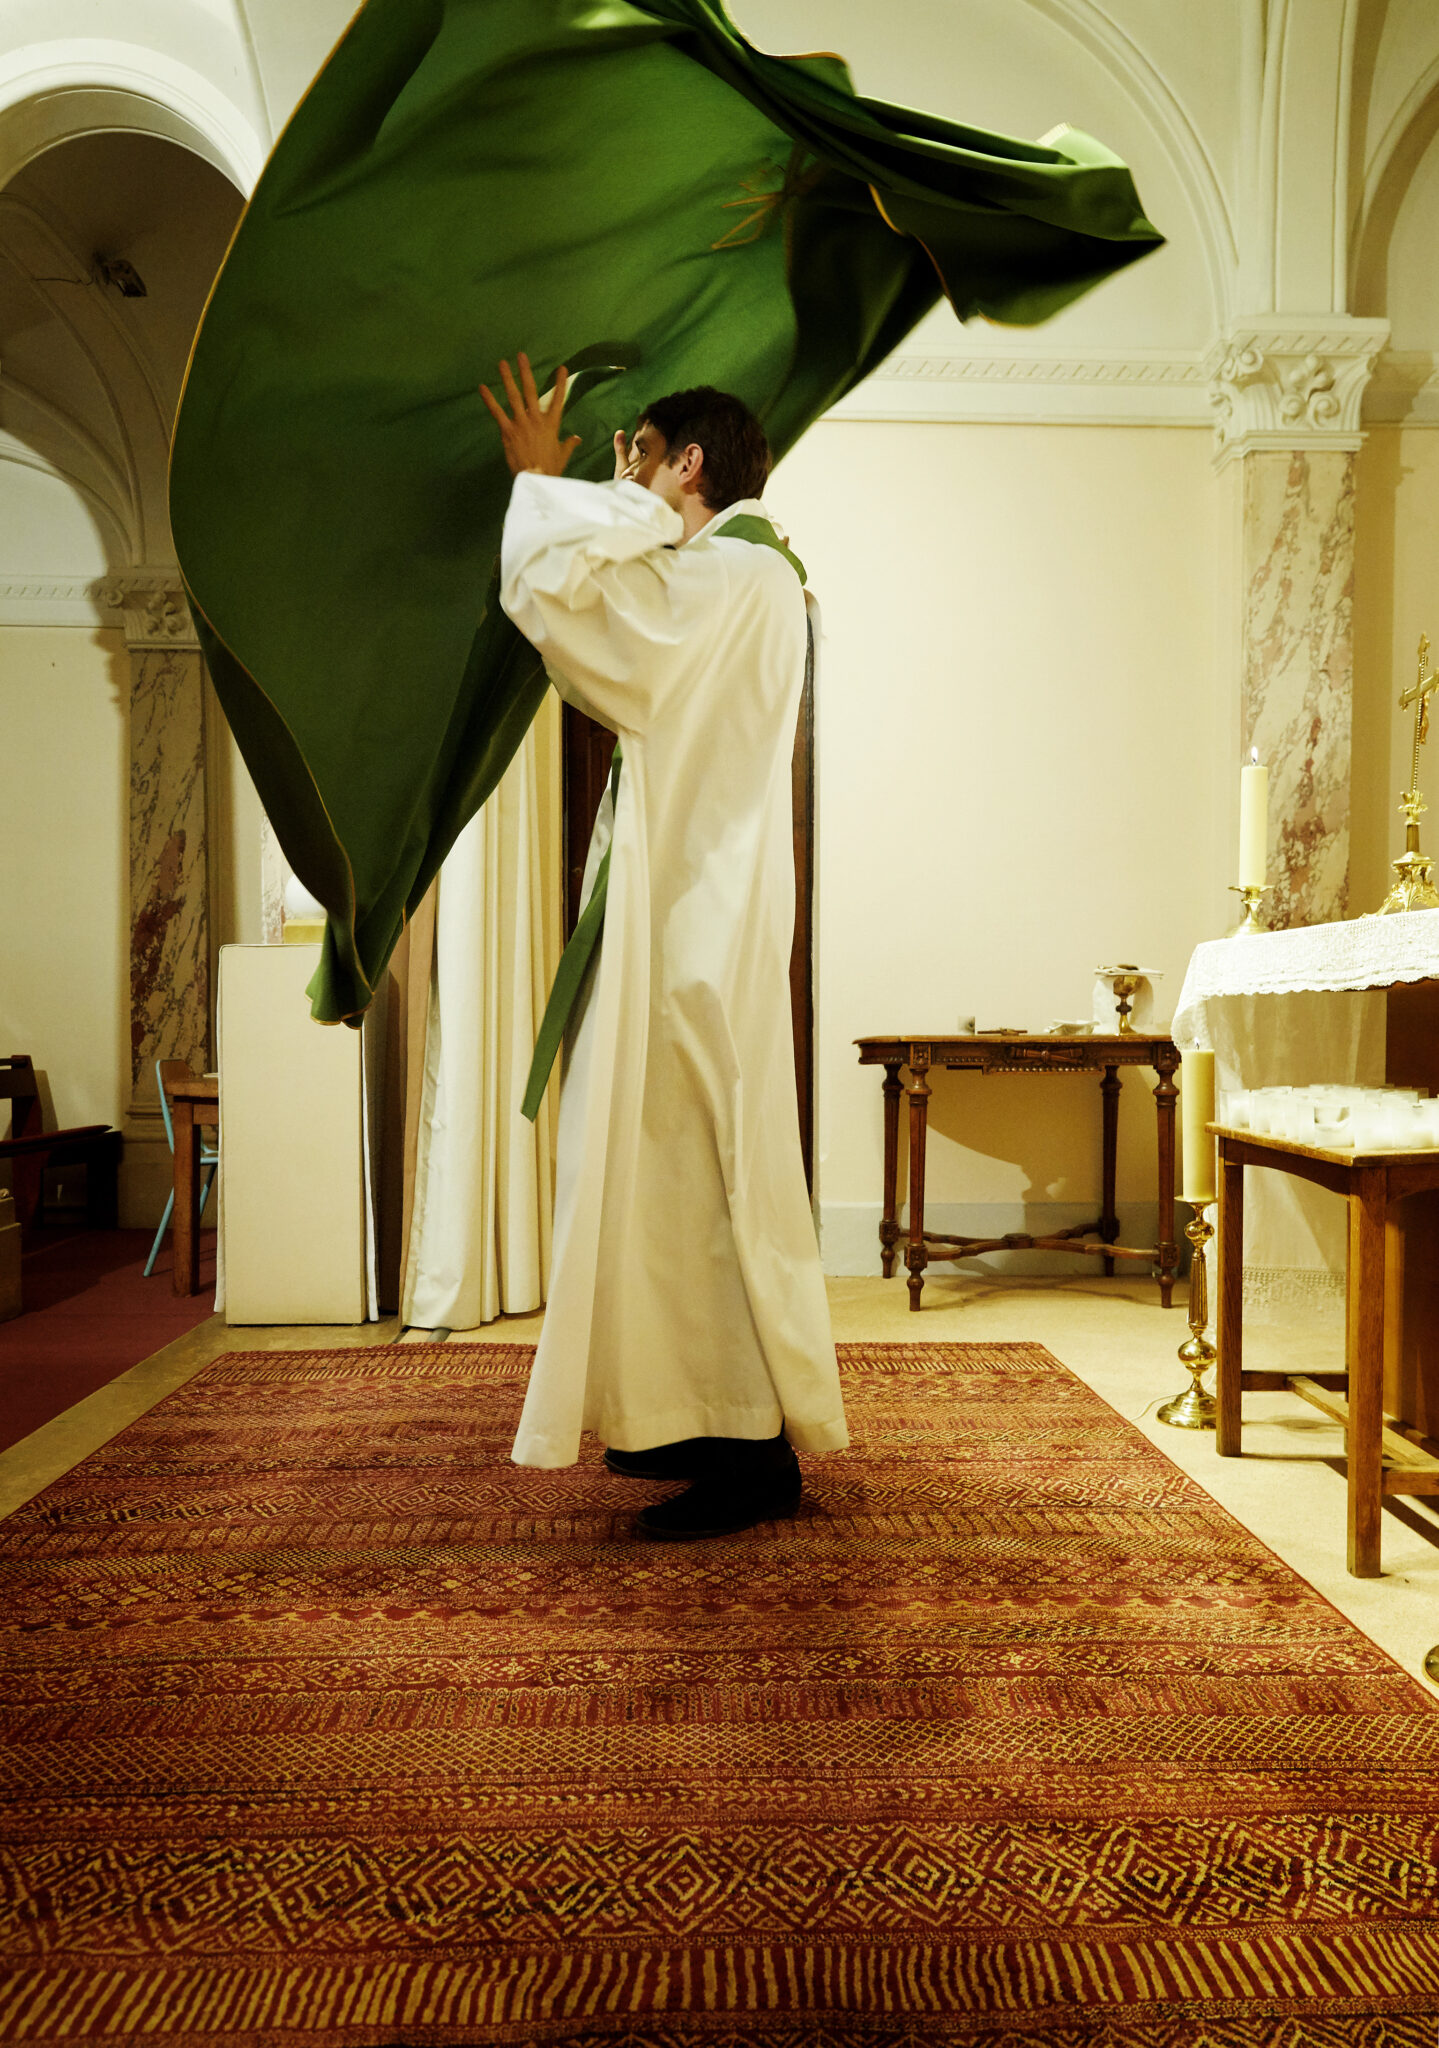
left=479, top=354, right=581, bottom=477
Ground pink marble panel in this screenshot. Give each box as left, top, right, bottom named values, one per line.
left=1242, top=449, right=1356, bottom=928
left=129, top=646, right=210, bottom=1099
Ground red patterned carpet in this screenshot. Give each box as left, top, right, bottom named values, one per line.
left=1, top=1340, right=1437, bottom=2046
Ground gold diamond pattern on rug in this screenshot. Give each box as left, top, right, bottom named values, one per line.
left=0, top=1340, right=1437, bottom=2045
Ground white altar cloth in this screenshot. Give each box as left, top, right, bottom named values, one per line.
left=1171, top=913, right=1439, bottom=1316
left=1173, top=910, right=1439, bottom=1051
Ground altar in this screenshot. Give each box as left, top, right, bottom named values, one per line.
left=1173, top=910, right=1439, bottom=1433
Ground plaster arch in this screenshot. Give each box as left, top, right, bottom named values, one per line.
left=0, top=127, right=245, bottom=574
left=1351, top=64, right=1439, bottom=329
left=1021, top=0, right=1237, bottom=330
left=0, top=42, right=263, bottom=195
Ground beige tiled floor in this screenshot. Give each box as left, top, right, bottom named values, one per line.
left=3, top=1272, right=1436, bottom=1694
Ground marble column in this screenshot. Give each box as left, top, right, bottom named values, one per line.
left=1206, top=318, right=1388, bottom=928
left=1240, top=448, right=1356, bottom=925
left=101, top=579, right=212, bottom=1219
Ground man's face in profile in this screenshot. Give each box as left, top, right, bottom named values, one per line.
left=617, top=420, right=696, bottom=514
left=618, top=421, right=669, bottom=491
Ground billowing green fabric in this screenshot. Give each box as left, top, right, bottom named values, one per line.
left=170, top=0, right=1161, bottom=1024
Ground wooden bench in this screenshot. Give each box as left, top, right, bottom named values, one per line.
left=0, top=1056, right=121, bottom=1233
left=1214, top=1121, right=1439, bottom=1577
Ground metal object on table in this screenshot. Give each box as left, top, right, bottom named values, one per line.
left=1093, top=964, right=1160, bottom=1036
left=1158, top=1201, right=1217, bottom=1428
left=1379, top=632, right=1439, bottom=915
left=1226, top=883, right=1272, bottom=935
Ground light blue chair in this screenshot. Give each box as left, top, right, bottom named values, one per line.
left=144, top=1058, right=219, bottom=1278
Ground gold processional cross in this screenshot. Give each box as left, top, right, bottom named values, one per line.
left=1379, top=633, right=1439, bottom=913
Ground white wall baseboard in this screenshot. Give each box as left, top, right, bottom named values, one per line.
left=819, top=1200, right=1165, bottom=1279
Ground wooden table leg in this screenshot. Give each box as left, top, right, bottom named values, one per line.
left=1100, top=1064, right=1121, bottom=1276
left=172, top=1098, right=201, bottom=1297
left=1216, top=1146, right=1244, bottom=1455
left=1153, top=1046, right=1180, bottom=1308
left=880, top=1061, right=902, bottom=1279
left=905, top=1053, right=931, bottom=1312
left=1348, top=1165, right=1387, bottom=1578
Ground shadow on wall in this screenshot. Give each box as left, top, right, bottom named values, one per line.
left=892, top=1062, right=1165, bottom=1279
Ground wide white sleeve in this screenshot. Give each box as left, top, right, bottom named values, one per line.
left=499, top=474, right=693, bottom=733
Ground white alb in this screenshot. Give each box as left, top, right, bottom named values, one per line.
left=499, top=474, right=848, bottom=1467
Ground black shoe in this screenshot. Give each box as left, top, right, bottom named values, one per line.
left=604, top=1438, right=720, bottom=1481
left=635, top=1448, right=802, bottom=1541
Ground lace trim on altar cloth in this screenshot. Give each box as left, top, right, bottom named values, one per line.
left=1172, top=908, right=1439, bottom=1047
left=1242, top=1263, right=1346, bottom=1320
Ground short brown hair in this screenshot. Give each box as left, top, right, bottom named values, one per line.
left=639, top=386, right=770, bottom=511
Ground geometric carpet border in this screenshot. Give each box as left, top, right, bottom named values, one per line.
left=2, top=1339, right=1438, bottom=2046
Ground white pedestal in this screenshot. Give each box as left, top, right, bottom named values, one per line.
left=218, top=944, right=368, bottom=1324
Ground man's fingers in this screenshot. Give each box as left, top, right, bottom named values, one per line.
left=498, top=357, right=523, bottom=414
left=478, top=384, right=509, bottom=429
left=518, top=351, right=541, bottom=412
left=550, top=363, right=570, bottom=422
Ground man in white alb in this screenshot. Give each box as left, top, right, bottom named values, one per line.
left=481, top=354, right=847, bottom=1539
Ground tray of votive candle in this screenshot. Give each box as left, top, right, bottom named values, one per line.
left=1219, top=1085, right=1439, bottom=1152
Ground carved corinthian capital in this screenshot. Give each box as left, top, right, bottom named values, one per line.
left=1204, top=317, right=1390, bottom=468
left=96, top=574, right=199, bottom=650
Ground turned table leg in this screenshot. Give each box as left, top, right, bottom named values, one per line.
left=172, top=1099, right=201, bottom=1298
left=1348, top=1166, right=1387, bottom=1578
left=1100, top=1064, right=1121, bottom=1276
left=1216, top=1147, right=1244, bottom=1455
left=1153, top=1046, right=1180, bottom=1309
left=879, top=1061, right=902, bottom=1279
left=905, top=1055, right=931, bottom=1311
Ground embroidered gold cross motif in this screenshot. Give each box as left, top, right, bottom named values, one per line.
left=711, top=150, right=824, bottom=250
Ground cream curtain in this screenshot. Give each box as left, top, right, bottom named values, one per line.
left=401, top=698, right=561, bottom=1328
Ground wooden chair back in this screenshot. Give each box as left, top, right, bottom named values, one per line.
left=0, top=1056, right=41, bottom=1141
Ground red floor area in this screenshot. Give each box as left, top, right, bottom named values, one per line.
left=0, top=1226, right=216, bottom=1454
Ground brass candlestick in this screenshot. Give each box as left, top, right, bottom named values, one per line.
left=1227, top=883, right=1271, bottom=935
left=1158, top=1202, right=1217, bottom=1429
left=1380, top=634, right=1439, bottom=915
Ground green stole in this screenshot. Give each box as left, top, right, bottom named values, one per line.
left=520, top=513, right=806, bottom=1120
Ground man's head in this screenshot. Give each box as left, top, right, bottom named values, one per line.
left=620, top=387, right=770, bottom=521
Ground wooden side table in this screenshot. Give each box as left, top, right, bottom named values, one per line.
left=1214, top=1123, right=1439, bottom=1577
left=168, top=1075, right=219, bottom=1298
left=855, top=1034, right=1180, bottom=1311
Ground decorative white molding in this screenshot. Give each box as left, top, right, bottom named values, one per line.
left=0, top=574, right=108, bottom=628
left=1204, top=317, right=1390, bottom=466
left=0, top=44, right=264, bottom=194
left=0, top=570, right=196, bottom=635
left=98, top=574, right=198, bottom=649
left=828, top=349, right=1213, bottom=427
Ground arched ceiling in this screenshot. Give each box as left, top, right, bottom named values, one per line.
left=0, top=129, right=242, bottom=573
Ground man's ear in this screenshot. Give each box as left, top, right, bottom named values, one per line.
left=674, top=441, right=705, bottom=493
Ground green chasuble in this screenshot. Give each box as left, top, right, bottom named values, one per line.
left=170, top=0, right=1162, bottom=1024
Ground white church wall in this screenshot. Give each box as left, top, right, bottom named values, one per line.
left=770, top=417, right=1229, bottom=1275
left=0, top=625, right=128, bottom=1133
left=230, top=0, right=356, bottom=135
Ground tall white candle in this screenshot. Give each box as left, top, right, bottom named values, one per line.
left=1181, top=1049, right=1217, bottom=1204
left=1238, top=754, right=1268, bottom=889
